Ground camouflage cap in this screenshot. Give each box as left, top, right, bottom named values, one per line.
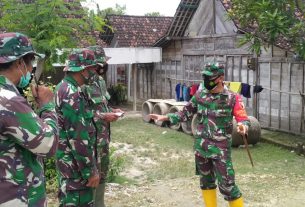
left=202, top=63, right=225, bottom=77
left=87, top=45, right=111, bottom=66
left=0, top=32, right=44, bottom=63
left=63, top=48, right=97, bottom=72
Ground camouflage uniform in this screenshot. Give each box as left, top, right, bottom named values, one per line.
left=0, top=33, right=58, bottom=206
left=82, top=75, right=112, bottom=183
left=168, top=64, right=250, bottom=201
left=82, top=46, right=112, bottom=184
left=55, top=49, right=99, bottom=207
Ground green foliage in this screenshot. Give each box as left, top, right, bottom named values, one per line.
left=108, top=84, right=128, bottom=105
left=44, top=157, right=58, bottom=193
left=107, top=146, right=126, bottom=183
left=228, top=0, right=305, bottom=58
left=24, top=80, right=56, bottom=111
left=0, top=0, right=106, bottom=70
left=96, top=3, right=126, bottom=18
left=145, top=12, right=162, bottom=16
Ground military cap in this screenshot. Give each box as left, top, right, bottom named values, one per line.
left=87, top=45, right=111, bottom=66
left=0, top=32, right=43, bottom=63
left=63, top=48, right=97, bottom=72
left=202, top=63, right=225, bottom=77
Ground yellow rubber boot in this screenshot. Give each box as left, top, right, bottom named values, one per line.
left=229, top=197, right=244, bottom=207
left=202, top=189, right=217, bottom=207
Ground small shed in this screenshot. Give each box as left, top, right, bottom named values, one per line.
left=100, top=15, right=173, bottom=101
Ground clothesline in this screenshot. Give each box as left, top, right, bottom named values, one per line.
left=166, top=77, right=202, bottom=82
left=166, top=77, right=305, bottom=96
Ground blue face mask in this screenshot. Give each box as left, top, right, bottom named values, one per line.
left=17, top=60, right=31, bottom=88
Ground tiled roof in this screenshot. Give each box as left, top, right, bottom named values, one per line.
left=102, top=15, right=173, bottom=47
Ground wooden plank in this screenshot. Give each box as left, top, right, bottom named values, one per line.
left=159, top=64, right=162, bottom=98
left=279, top=62, right=282, bottom=129
left=231, top=56, right=234, bottom=81
left=175, top=60, right=178, bottom=90
left=257, top=61, right=260, bottom=120
left=148, top=67, right=151, bottom=98
left=153, top=63, right=157, bottom=98
left=133, top=64, right=137, bottom=111
left=301, top=64, right=305, bottom=133
left=258, top=57, right=305, bottom=63
left=238, top=56, right=242, bottom=82
left=142, top=68, right=144, bottom=99
left=288, top=63, right=292, bottom=130
left=146, top=68, right=148, bottom=99
left=268, top=62, right=272, bottom=127
left=213, top=0, right=216, bottom=34
left=253, top=57, right=259, bottom=118
left=182, top=48, right=251, bottom=56
left=165, top=62, right=168, bottom=98
left=246, top=57, right=250, bottom=106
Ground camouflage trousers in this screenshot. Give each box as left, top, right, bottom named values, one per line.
left=97, top=143, right=110, bottom=184
left=194, top=137, right=242, bottom=201
left=0, top=178, right=47, bottom=207
left=58, top=179, right=94, bottom=207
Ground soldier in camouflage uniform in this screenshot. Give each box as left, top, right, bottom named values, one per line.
left=82, top=46, right=124, bottom=207
left=150, top=63, right=249, bottom=207
left=55, top=48, right=101, bottom=206
left=0, top=32, right=59, bottom=206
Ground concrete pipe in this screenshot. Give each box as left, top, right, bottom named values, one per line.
left=168, top=105, right=184, bottom=130
left=181, top=117, right=193, bottom=135
left=191, top=114, right=200, bottom=135
left=153, top=102, right=170, bottom=127
left=142, top=101, right=154, bottom=123
left=232, top=116, right=261, bottom=147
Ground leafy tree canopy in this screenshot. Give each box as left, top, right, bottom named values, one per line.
left=0, top=0, right=106, bottom=70
left=228, top=0, right=305, bottom=59
left=96, top=3, right=126, bottom=18
left=145, top=12, right=162, bottom=16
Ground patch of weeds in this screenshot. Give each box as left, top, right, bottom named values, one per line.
left=44, top=157, right=58, bottom=194
left=111, top=175, right=136, bottom=185
left=107, top=146, right=126, bottom=183
left=147, top=158, right=194, bottom=181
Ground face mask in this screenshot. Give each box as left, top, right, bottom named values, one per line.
left=81, top=70, right=97, bottom=85
left=203, top=75, right=218, bottom=91
left=17, top=60, right=31, bottom=88
left=97, top=64, right=108, bottom=76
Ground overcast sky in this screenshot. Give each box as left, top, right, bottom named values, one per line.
left=83, top=0, right=181, bottom=16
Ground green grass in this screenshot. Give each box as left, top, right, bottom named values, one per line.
left=112, top=117, right=305, bottom=185
left=112, top=118, right=194, bottom=150
left=111, top=175, right=136, bottom=185
left=48, top=117, right=305, bottom=206
left=233, top=143, right=305, bottom=175
left=147, top=158, right=195, bottom=181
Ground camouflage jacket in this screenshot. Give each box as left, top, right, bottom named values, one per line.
left=81, top=76, right=112, bottom=147
left=168, top=86, right=250, bottom=141
left=0, top=75, right=58, bottom=206
left=55, top=75, right=98, bottom=189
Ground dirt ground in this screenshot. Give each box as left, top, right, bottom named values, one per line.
left=105, top=141, right=305, bottom=207
left=48, top=113, right=305, bottom=207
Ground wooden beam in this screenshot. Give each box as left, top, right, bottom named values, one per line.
left=133, top=64, right=137, bottom=111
